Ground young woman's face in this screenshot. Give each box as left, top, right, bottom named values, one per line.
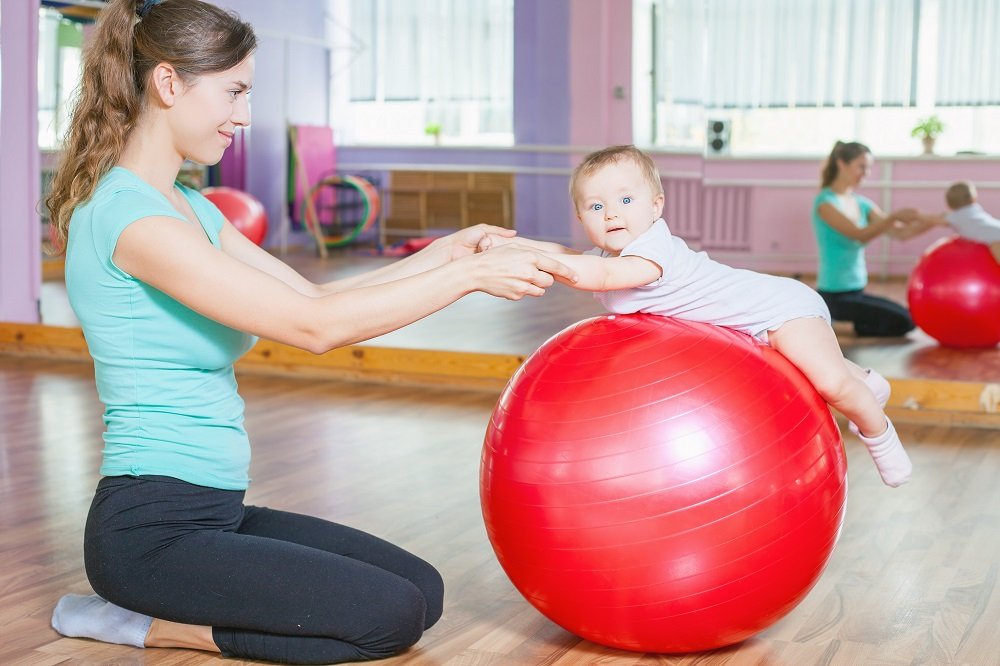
left=574, top=159, right=665, bottom=255
left=838, top=153, right=873, bottom=187
left=170, top=55, right=254, bottom=166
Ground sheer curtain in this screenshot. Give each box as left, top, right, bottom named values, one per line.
left=661, top=0, right=918, bottom=109
left=347, top=0, right=513, bottom=138
left=935, top=0, right=1000, bottom=105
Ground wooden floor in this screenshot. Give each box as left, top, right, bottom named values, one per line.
left=2, top=356, right=1000, bottom=666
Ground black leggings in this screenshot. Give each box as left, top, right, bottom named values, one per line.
left=818, top=289, right=915, bottom=337
left=84, top=475, right=444, bottom=664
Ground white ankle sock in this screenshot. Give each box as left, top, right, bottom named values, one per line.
left=857, top=418, right=912, bottom=487
left=849, top=369, right=892, bottom=436
left=51, top=594, right=152, bottom=648
left=863, top=368, right=891, bottom=406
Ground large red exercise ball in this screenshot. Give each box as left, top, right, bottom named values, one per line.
left=480, top=314, right=847, bottom=653
left=202, top=186, right=268, bottom=246
left=907, top=236, right=1000, bottom=348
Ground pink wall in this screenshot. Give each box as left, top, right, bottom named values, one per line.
left=568, top=1, right=633, bottom=147
left=0, top=0, right=41, bottom=323
left=634, top=155, right=998, bottom=277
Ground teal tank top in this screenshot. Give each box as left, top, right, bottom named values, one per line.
left=811, top=188, right=875, bottom=292
left=65, top=167, right=257, bottom=490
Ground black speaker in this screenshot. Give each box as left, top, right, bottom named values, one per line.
left=707, top=119, right=731, bottom=154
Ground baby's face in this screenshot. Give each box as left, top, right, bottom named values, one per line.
left=574, top=160, right=664, bottom=255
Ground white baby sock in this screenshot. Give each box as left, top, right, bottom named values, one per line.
left=849, top=368, right=892, bottom=436
left=51, top=594, right=152, bottom=648
left=857, top=417, right=912, bottom=487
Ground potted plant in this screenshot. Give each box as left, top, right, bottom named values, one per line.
left=911, top=115, right=944, bottom=155
left=424, top=122, right=442, bottom=146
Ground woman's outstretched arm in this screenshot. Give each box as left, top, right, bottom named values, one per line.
left=115, top=217, right=576, bottom=354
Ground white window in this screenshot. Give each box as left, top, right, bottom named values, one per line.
left=330, top=0, right=514, bottom=146
left=635, top=0, right=1000, bottom=155
left=38, top=8, right=84, bottom=150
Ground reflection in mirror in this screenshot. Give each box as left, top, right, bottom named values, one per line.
left=30, top=0, right=1000, bottom=404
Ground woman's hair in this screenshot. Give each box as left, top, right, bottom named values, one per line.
left=45, top=0, right=256, bottom=252
left=820, top=141, right=871, bottom=187
left=570, top=145, right=664, bottom=210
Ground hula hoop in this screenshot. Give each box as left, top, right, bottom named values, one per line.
left=307, top=174, right=380, bottom=248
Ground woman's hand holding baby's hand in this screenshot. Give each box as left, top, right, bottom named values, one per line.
left=465, top=244, right=577, bottom=300
left=476, top=233, right=514, bottom=253
left=441, top=224, right=517, bottom=260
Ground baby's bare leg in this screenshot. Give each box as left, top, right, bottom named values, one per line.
left=990, top=241, right=1000, bottom=264
left=769, top=318, right=911, bottom=486
left=768, top=318, right=884, bottom=435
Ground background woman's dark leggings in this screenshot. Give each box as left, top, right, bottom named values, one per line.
left=818, top=289, right=915, bottom=337
left=84, top=475, right=444, bottom=665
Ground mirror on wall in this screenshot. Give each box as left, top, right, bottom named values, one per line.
left=26, top=0, right=1000, bottom=382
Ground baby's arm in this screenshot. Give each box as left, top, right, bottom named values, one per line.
left=916, top=212, right=950, bottom=226
left=537, top=253, right=662, bottom=291
left=887, top=212, right=946, bottom=240
left=477, top=233, right=662, bottom=290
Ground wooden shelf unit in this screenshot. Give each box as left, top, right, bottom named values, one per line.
left=380, top=170, right=514, bottom=245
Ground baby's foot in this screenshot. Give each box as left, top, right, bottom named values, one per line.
left=849, top=368, right=891, bottom=435
left=857, top=417, right=911, bottom=487
left=51, top=594, right=151, bottom=648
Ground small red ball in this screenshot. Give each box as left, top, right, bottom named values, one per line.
left=481, top=314, right=847, bottom=653
left=202, top=186, right=268, bottom=246
left=908, top=237, right=1000, bottom=348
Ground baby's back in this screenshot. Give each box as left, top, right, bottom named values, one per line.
left=947, top=203, right=1000, bottom=243
left=599, top=219, right=830, bottom=338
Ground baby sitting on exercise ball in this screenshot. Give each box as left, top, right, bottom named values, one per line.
left=916, top=181, right=1000, bottom=263
left=478, top=144, right=911, bottom=487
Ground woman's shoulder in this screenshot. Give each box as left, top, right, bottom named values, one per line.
left=91, top=167, right=166, bottom=208
left=81, top=168, right=179, bottom=236
left=814, top=187, right=839, bottom=204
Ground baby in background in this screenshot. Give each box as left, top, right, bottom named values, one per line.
left=917, top=181, right=1000, bottom=263
left=478, top=144, right=912, bottom=487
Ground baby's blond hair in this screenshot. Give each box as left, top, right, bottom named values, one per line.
left=569, top=145, right=663, bottom=211
left=945, top=181, right=976, bottom=210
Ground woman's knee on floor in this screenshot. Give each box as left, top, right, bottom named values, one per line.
left=412, top=560, right=444, bottom=630
left=354, top=581, right=429, bottom=660
left=854, top=313, right=914, bottom=337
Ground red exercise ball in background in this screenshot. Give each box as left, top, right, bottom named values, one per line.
left=907, top=236, right=1000, bottom=348
left=480, top=314, right=847, bottom=654
left=202, top=186, right=268, bottom=246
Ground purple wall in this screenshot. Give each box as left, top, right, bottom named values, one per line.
left=0, top=0, right=41, bottom=323
left=512, top=0, right=573, bottom=239
left=216, top=0, right=330, bottom=249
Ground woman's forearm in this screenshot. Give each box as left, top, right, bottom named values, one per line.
left=316, top=240, right=454, bottom=294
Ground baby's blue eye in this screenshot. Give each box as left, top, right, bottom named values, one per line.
left=622, top=196, right=632, bottom=204
left=592, top=203, right=603, bottom=211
